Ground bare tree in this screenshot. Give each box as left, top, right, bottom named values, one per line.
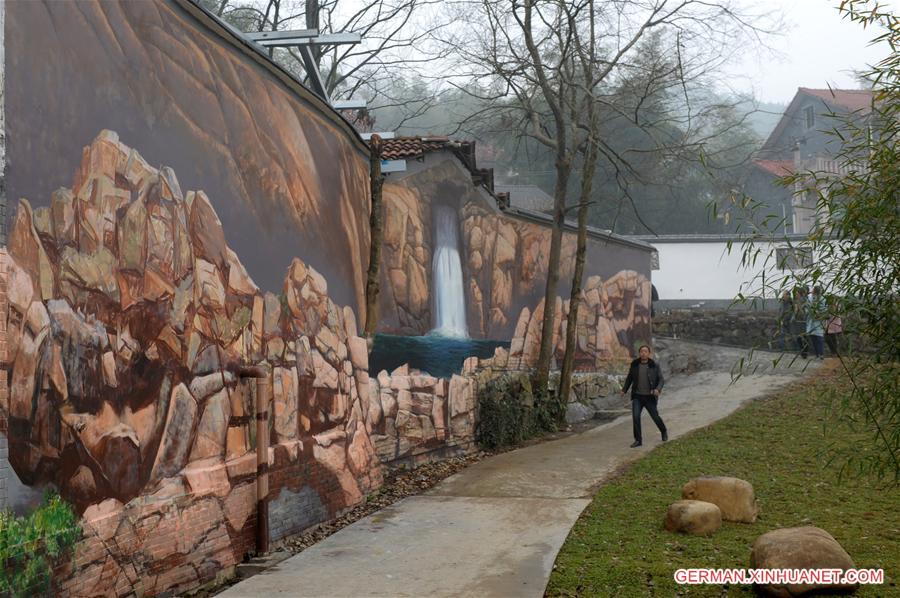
left=199, top=0, right=450, bottom=128
left=443, top=0, right=772, bottom=399
left=558, top=0, right=600, bottom=406
left=364, top=134, right=385, bottom=344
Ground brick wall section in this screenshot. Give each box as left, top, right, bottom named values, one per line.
left=267, top=456, right=332, bottom=543
left=45, top=437, right=381, bottom=596
left=268, top=484, right=328, bottom=543
left=52, top=465, right=258, bottom=596
left=0, top=248, right=8, bottom=511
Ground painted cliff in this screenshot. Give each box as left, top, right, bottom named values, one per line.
left=1, top=1, right=653, bottom=595
left=5, top=0, right=371, bottom=311
left=2, top=132, right=385, bottom=594
left=376, top=154, right=653, bottom=362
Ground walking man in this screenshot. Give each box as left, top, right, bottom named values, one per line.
left=621, top=344, right=668, bottom=448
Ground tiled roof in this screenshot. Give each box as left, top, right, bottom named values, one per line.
left=379, top=136, right=452, bottom=160
left=379, top=137, right=423, bottom=160
left=375, top=136, right=502, bottom=202
left=421, top=136, right=451, bottom=152
left=753, top=159, right=794, bottom=177
left=799, top=88, right=873, bottom=113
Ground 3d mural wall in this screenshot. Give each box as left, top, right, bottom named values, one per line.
left=372, top=154, right=653, bottom=375
left=0, top=0, right=652, bottom=595
left=3, top=130, right=387, bottom=594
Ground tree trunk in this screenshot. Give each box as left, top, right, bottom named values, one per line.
left=532, top=158, right=570, bottom=393
left=305, top=0, right=322, bottom=68
left=558, top=147, right=596, bottom=406
left=266, top=0, right=280, bottom=58
left=364, top=134, right=385, bottom=345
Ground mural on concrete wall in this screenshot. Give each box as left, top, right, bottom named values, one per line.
left=0, top=135, right=487, bottom=589
left=1, top=0, right=386, bottom=594
left=5, top=0, right=370, bottom=310
left=372, top=156, right=652, bottom=376
left=3, top=132, right=385, bottom=593
left=2, top=0, right=651, bottom=595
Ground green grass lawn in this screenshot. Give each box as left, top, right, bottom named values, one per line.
left=547, top=363, right=900, bottom=597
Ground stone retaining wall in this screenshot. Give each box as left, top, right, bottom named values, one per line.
left=653, top=309, right=780, bottom=348
left=564, top=372, right=628, bottom=423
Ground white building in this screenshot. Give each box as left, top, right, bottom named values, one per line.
left=633, top=234, right=814, bottom=309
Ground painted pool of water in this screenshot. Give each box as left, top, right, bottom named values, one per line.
left=368, top=333, right=510, bottom=378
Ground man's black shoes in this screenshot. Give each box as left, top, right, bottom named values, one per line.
left=630, top=441, right=642, bottom=448
left=662, top=431, right=668, bottom=442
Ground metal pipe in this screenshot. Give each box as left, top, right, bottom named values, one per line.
left=225, top=363, right=269, bottom=379
left=255, top=371, right=271, bottom=556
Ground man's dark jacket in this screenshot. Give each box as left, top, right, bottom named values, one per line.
left=621, top=358, right=665, bottom=397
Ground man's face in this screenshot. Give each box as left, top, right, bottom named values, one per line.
left=639, top=346, right=651, bottom=361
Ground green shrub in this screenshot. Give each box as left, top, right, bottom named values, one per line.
left=0, top=491, right=81, bottom=597
left=475, top=373, right=565, bottom=449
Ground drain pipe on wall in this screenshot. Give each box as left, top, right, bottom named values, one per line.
left=228, top=363, right=271, bottom=555
left=255, top=369, right=271, bottom=555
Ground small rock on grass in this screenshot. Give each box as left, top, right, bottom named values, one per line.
left=664, top=500, right=722, bottom=536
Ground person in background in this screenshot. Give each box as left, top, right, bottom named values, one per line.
left=621, top=344, right=667, bottom=448
left=825, top=296, right=844, bottom=357
left=778, top=290, right=793, bottom=351
left=792, top=286, right=809, bottom=358
left=806, top=286, right=826, bottom=360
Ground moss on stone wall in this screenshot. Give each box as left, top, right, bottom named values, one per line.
left=474, top=373, right=565, bottom=450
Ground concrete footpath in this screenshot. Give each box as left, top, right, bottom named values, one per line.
left=220, top=344, right=819, bottom=598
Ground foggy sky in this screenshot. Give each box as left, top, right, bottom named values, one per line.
left=724, top=0, right=893, bottom=104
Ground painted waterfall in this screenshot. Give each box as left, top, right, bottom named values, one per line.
left=431, top=205, right=468, bottom=337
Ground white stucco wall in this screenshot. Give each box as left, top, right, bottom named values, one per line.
left=650, top=241, right=766, bottom=302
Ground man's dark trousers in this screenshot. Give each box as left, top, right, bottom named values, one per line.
left=632, top=394, right=666, bottom=443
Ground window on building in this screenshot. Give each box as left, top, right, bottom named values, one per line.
left=804, top=105, right=815, bottom=129
left=776, top=246, right=813, bottom=270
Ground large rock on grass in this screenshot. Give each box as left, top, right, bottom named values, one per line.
left=682, top=476, right=759, bottom=522
left=750, top=527, right=857, bottom=597
left=664, top=500, right=722, bottom=536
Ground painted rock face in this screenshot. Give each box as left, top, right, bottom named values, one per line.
left=3, top=131, right=380, bottom=513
